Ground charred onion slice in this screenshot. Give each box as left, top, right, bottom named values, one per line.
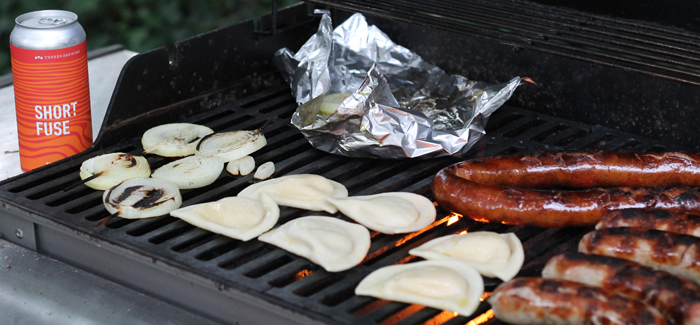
left=142, top=123, right=214, bottom=157
left=103, top=178, right=182, bottom=219
left=151, top=156, right=223, bottom=189
left=195, top=130, right=266, bottom=162
left=79, top=153, right=151, bottom=190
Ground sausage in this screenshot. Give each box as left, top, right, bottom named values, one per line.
left=543, top=252, right=700, bottom=325
left=579, top=228, right=700, bottom=285
left=452, top=151, right=700, bottom=188
left=489, top=277, right=668, bottom=324
left=433, top=167, right=700, bottom=228
left=432, top=151, right=700, bottom=228
left=597, top=209, right=700, bottom=237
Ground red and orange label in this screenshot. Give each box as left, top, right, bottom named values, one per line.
left=11, top=41, right=92, bottom=171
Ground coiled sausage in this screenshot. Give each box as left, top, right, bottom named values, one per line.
left=453, top=151, right=700, bottom=188
left=432, top=151, right=700, bottom=228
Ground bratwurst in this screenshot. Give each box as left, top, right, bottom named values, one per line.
left=579, top=228, right=700, bottom=285
left=432, top=151, right=700, bottom=228
left=543, top=252, right=700, bottom=325
left=597, top=209, right=700, bottom=237
left=490, top=277, right=668, bottom=324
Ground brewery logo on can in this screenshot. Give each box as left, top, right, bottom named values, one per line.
left=10, top=10, right=92, bottom=171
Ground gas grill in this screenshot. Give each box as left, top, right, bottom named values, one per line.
left=0, top=1, right=697, bottom=324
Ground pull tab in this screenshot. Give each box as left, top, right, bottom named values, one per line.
left=38, top=17, right=68, bottom=25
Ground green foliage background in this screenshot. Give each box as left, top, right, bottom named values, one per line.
left=0, top=0, right=299, bottom=75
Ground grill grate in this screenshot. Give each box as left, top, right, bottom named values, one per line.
left=311, top=0, right=700, bottom=85
left=0, top=78, right=683, bottom=324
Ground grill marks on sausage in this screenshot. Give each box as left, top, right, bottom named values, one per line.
left=543, top=252, right=700, bottom=325
left=579, top=228, right=700, bottom=286
left=490, top=277, right=668, bottom=324
left=108, top=186, right=172, bottom=210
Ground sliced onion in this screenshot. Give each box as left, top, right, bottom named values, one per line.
left=80, top=153, right=151, bottom=190
left=142, top=123, right=214, bottom=157
left=319, top=93, right=352, bottom=115
left=151, top=156, right=223, bottom=189
left=254, top=161, right=275, bottom=180
left=103, top=178, right=181, bottom=219
left=226, top=161, right=239, bottom=175
left=195, top=130, right=266, bottom=162
left=226, top=156, right=255, bottom=176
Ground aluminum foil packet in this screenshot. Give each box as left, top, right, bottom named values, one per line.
left=274, top=11, right=521, bottom=159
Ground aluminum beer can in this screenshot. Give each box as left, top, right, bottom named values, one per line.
left=10, top=10, right=92, bottom=171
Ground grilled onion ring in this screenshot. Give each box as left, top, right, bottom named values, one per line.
left=142, top=123, right=214, bottom=157
left=151, top=156, right=223, bottom=189
left=80, top=153, right=151, bottom=190
left=195, top=130, right=266, bottom=162
left=103, top=178, right=182, bottom=219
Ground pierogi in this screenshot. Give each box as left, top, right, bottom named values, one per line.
left=355, top=259, right=484, bottom=316
left=258, top=216, right=370, bottom=272
left=238, top=174, right=348, bottom=213
left=327, top=192, right=436, bottom=234
left=409, top=232, right=524, bottom=281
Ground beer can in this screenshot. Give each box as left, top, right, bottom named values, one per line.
left=10, top=10, right=92, bottom=171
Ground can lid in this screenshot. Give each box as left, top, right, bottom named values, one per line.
left=15, top=10, right=77, bottom=29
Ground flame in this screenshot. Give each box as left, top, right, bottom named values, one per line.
left=447, top=215, right=460, bottom=226
left=294, top=269, right=313, bottom=281
left=422, top=310, right=458, bottom=325
left=458, top=230, right=468, bottom=235
left=479, top=292, right=493, bottom=302
left=379, top=304, right=424, bottom=325
left=521, top=77, right=538, bottom=85
left=466, top=309, right=494, bottom=325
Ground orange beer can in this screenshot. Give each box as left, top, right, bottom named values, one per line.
left=10, top=10, right=92, bottom=171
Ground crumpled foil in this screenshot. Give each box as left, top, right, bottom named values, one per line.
left=274, top=11, right=521, bottom=159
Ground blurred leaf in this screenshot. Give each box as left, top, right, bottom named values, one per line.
left=0, top=0, right=300, bottom=75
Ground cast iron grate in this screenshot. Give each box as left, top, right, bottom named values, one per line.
left=308, top=0, right=700, bottom=85
left=0, top=81, right=684, bottom=324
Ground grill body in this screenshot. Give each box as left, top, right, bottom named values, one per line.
left=0, top=2, right=697, bottom=324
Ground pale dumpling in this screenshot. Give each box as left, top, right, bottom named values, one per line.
left=355, top=259, right=484, bottom=316
left=170, top=194, right=279, bottom=241
left=258, top=216, right=370, bottom=272
left=238, top=174, right=348, bottom=213
left=326, top=192, right=436, bottom=234
left=409, top=232, right=524, bottom=281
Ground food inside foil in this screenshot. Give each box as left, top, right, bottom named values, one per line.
left=274, top=11, right=522, bottom=159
